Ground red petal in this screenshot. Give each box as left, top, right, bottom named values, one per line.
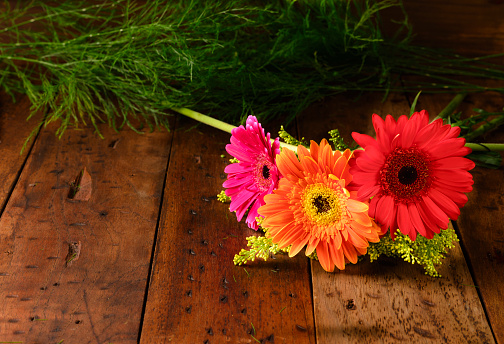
left=356, top=156, right=384, bottom=172
left=435, top=185, right=469, bottom=208
left=421, top=196, right=449, bottom=229
left=372, top=114, right=385, bottom=134
left=375, top=195, right=394, bottom=227
left=356, top=182, right=381, bottom=201
left=408, top=203, right=427, bottom=238
left=397, top=203, right=413, bottom=236
left=431, top=157, right=476, bottom=170
left=426, top=138, right=465, bottom=159
left=352, top=171, right=380, bottom=185
left=352, top=132, right=376, bottom=148
left=369, top=196, right=379, bottom=218
left=428, top=188, right=461, bottom=220
left=395, top=115, right=408, bottom=134
left=399, top=116, right=420, bottom=148
left=384, top=115, right=397, bottom=138
left=433, top=169, right=474, bottom=184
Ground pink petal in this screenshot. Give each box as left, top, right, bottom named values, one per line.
left=223, top=174, right=254, bottom=188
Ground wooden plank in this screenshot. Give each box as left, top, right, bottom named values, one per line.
left=0, top=119, right=172, bottom=343
left=298, top=92, right=495, bottom=343
left=0, top=92, right=42, bottom=210
left=402, top=0, right=504, bottom=58
left=140, top=115, right=316, bottom=343
left=414, top=91, right=504, bottom=344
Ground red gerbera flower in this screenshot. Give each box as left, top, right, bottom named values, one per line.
left=223, top=116, right=281, bottom=230
left=350, top=110, right=475, bottom=240
left=258, top=140, right=380, bottom=272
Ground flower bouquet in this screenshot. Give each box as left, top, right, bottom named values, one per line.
left=173, top=95, right=502, bottom=277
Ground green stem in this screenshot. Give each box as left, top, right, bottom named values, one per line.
left=171, top=107, right=299, bottom=151
left=434, top=93, right=467, bottom=121
left=463, top=115, right=504, bottom=142
left=172, top=107, right=504, bottom=153
left=465, top=143, right=504, bottom=151
left=171, top=107, right=236, bottom=134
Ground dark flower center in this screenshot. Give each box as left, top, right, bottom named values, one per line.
left=398, top=166, right=418, bottom=185
left=262, top=165, right=270, bottom=179
left=253, top=154, right=277, bottom=192
left=381, top=148, right=431, bottom=202
left=313, top=195, right=331, bottom=214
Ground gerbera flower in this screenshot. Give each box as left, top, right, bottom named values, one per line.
left=258, top=140, right=381, bottom=272
left=223, top=116, right=281, bottom=230
left=350, top=110, right=475, bottom=240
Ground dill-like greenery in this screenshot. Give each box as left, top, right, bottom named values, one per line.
left=1, top=0, right=504, bottom=138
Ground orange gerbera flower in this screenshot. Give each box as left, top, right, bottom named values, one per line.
left=258, top=139, right=381, bottom=272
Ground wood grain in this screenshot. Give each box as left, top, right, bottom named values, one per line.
left=298, top=92, right=495, bottom=343
left=0, top=92, right=41, bottom=210
left=0, top=119, right=172, bottom=343
left=140, top=116, right=316, bottom=344
left=310, top=225, right=494, bottom=344
left=402, top=0, right=504, bottom=58
left=414, top=91, right=504, bottom=344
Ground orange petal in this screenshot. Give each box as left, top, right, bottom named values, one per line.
left=301, top=156, right=320, bottom=175
left=332, top=155, right=347, bottom=179
left=352, top=211, right=372, bottom=227
left=288, top=233, right=310, bottom=257
left=305, top=236, right=320, bottom=256
left=262, top=210, right=294, bottom=227
left=278, top=225, right=305, bottom=248
left=297, top=144, right=311, bottom=159
left=346, top=199, right=369, bottom=213
left=342, top=242, right=358, bottom=264
left=270, top=220, right=296, bottom=242
left=346, top=224, right=369, bottom=248
left=328, top=238, right=345, bottom=270
left=277, top=149, right=304, bottom=180
left=258, top=201, right=291, bottom=216
left=316, top=241, right=334, bottom=272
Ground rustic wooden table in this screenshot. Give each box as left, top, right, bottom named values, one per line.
left=1, top=1, right=503, bottom=343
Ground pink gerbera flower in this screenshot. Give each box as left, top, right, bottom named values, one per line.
left=350, top=110, right=475, bottom=240
left=223, top=116, right=281, bottom=230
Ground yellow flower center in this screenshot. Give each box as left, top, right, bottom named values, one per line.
left=302, top=183, right=342, bottom=226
